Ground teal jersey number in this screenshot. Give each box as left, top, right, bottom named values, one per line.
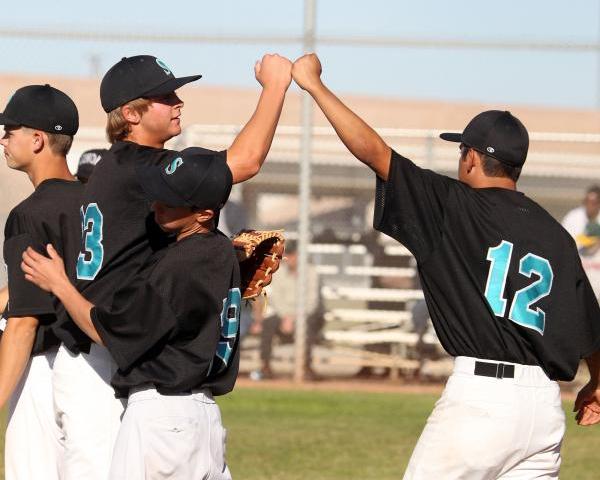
left=212, top=287, right=241, bottom=374
left=76, top=203, right=104, bottom=280
left=508, top=254, right=553, bottom=335
left=484, top=240, right=513, bottom=317
left=484, top=241, right=553, bottom=335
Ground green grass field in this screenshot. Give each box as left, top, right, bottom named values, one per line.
left=219, top=387, right=600, bottom=480
left=1, top=387, right=599, bottom=479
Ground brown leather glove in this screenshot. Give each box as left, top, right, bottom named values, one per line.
left=232, top=230, right=285, bottom=300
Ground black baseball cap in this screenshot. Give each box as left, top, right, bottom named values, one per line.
left=440, top=110, right=529, bottom=167
left=76, top=148, right=107, bottom=182
left=100, top=55, right=202, bottom=113
left=137, top=147, right=232, bottom=211
left=0, top=84, right=79, bottom=136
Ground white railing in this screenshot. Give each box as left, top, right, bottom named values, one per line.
left=68, top=124, right=600, bottom=180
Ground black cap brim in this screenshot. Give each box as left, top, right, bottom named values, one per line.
left=0, top=112, right=21, bottom=127
left=439, top=132, right=462, bottom=142
left=143, top=75, right=202, bottom=98
left=137, top=164, right=192, bottom=208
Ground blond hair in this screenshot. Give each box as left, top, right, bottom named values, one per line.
left=105, top=98, right=151, bottom=143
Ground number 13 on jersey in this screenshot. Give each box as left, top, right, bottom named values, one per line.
left=76, top=203, right=104, bottom=280
left=484, top=240, right=554, bottom=335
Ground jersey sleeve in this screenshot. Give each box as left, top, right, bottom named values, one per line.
left=180, top=146, right=227, bottom=163
left=373, top=149, right=454, bottom=262
left=90, top=274, right=179, bottom=372
left=3, top=231, right=55, bottom=318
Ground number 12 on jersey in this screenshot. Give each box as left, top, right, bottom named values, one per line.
left=484, top=240, right=553, bottom=335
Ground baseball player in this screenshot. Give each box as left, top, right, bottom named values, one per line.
left=46, top=53, right=292, bottom=479
left=23, top=150, right=239, bottom=479
left=0, top=85, right=83, bottom=479
left=291, top=53, right=600, bottom=478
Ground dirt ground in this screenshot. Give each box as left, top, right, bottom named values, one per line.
left=234, top=376, right=583, bottom=402
left=236, top=376, right=443, bottom=394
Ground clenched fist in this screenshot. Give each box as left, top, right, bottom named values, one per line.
left=292, top=53, right=323, bottom=93
left=255, top=54, right=292, bottom=91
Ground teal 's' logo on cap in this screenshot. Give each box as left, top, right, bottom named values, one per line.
left=156, top=59, right=172, bottom=76
left=165, top=157, right=183, bottom=175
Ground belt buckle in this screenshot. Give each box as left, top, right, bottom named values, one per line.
left=495, top=363, right=514, bottom=379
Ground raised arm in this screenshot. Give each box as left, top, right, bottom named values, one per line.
left=21, top=245, right=103, bottom=345
left=226, top=54, right=292, bottom=184
left=292, top=53, right=391, bottom=180
left=574, top=350, right=600, bottom=425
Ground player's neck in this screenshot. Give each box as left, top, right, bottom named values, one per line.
left=470, top=176, right=516, bottom=191
left=176, top=222, right=212, bottom=241
left=27, top=155, right=76, bottom=188
left=125, top=130, right=166, bottom=149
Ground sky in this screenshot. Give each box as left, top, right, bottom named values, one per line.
left=0, top=0, right=599, bottom=109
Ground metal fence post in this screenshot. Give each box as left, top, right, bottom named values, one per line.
left=294, top=0, right=316, bottom=383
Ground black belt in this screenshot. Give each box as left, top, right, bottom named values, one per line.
left=474, top=361, right=515, bottom=379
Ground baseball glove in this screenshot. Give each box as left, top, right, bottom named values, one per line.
left=232, top=229, right=286, bottom=300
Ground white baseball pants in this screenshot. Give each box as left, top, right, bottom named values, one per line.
left=5, top=347, right=63, bottom=480
left=109, top=386, right=232, bottom=480
left=404, top=356, right=565, bottom=480
left=53, top=342, right=125, bottom=480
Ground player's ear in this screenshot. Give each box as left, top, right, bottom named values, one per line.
left=194, top=208, right=214, bottom=224
left=31, top=130, right=45, bottom=154
left=465, top=149, right=479, bottom=174
left=121, top=103, right=142, bottom=125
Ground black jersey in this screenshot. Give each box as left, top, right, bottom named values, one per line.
left=3, top=179, right=84, bottom=354
left=90, top=231, right=240, bottom=398
left=374, top=150, right=600, bottom=381
left=56, top=141, right=227, bottom=353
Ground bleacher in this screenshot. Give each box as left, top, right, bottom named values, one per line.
left=310, top=241, right=448, bottom=379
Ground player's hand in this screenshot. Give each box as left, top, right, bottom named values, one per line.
left=255, top=54, right=292, bottom=91
left=574, top=381, right=600, bottom=426
left=292, top=53, right=323, bottom=93
left=21, top=244, right=69, bottom=294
